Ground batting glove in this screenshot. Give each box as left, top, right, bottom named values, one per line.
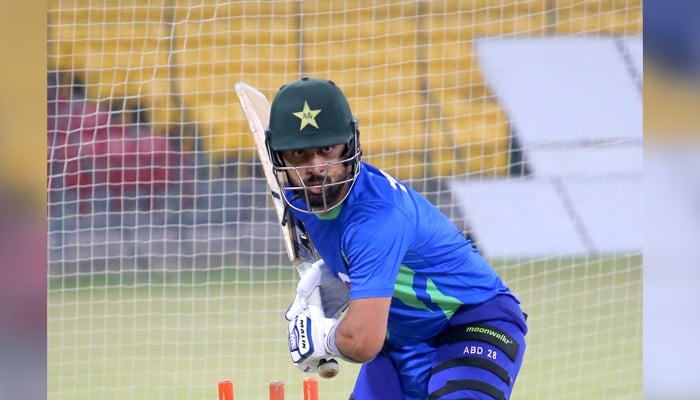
left=288, top=312, right=340, bottom=369
left=286, top=260, right=350, bottom=321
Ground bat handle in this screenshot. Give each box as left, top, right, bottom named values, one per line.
left=307, top=287, right=340, bottom=379
left=317, top=358, right=340, bottom=379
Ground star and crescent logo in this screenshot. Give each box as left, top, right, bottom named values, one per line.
left=292, top=101, right=322, bottom=130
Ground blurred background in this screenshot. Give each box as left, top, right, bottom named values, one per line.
left=644, top=0, right=700, bottom=399
left=0, top=1, right=47, bottom=399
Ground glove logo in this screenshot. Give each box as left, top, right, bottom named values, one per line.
left=296, top=317, right=311, bottom=354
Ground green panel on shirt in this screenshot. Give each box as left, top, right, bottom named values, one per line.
left=393, top=265, right=431, bottom=312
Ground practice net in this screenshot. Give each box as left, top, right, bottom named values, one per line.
left=47, top=1, right=642, bottom=399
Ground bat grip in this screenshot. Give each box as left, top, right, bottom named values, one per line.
left=307, top=287, right=340, bottom=379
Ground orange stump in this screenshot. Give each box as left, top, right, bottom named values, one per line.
left=269, top=380, right=285, bottom=400
left=302, top=377, right=318, bottom=400
left=218, top=379, right=234, bottom=400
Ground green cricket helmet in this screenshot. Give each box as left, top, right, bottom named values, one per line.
left=267, top=77, right=357, bottom=151
left=265, top=77, right=362, bottom=214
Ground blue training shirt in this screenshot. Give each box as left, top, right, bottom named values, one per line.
left=289, top=162, right=516, bottom=346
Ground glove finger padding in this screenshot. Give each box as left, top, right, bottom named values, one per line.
left=286, top=259, right=350, bottom=321
left=285, top=261, right=322, bottom=321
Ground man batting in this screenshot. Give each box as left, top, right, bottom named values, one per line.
left=270, top=77, right=528, bottom=400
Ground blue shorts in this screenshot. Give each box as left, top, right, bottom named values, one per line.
left=351, top=295, right=527, bottom=400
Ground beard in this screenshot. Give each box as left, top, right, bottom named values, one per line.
left=306, top=179, right=346, bottom=209
left=291, top=166, right=351, bottom=210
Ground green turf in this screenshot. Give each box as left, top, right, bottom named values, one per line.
left=48, top=255, right=641, bottom=399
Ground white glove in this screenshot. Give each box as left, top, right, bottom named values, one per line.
left=290, top=352, right=340, bottom=374
left=286, top=259, right=350, bottom=321
left=293, top=355, right=322, bottom=374
left=287, top=312, right=340, bottom=369
left=286, top=261, right=322, bottom=321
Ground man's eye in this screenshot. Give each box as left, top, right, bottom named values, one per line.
left=321, top=146, right=334, bottom=153
left=291, top=150, right=305, bottom=157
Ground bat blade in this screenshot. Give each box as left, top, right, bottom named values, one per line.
left=234, top=82, right=319, bottom=265
left=234, top=81, right=340, bottom=379
left=234, top=82, right=294, bottom=260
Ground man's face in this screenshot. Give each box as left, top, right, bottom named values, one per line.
left=279, top=144, right=352, bottom=212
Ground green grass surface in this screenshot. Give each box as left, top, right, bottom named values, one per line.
left=48, top=255, right=642, bottom=399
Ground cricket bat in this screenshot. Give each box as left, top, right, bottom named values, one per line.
left=234, top=81, right=340, bottom=379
